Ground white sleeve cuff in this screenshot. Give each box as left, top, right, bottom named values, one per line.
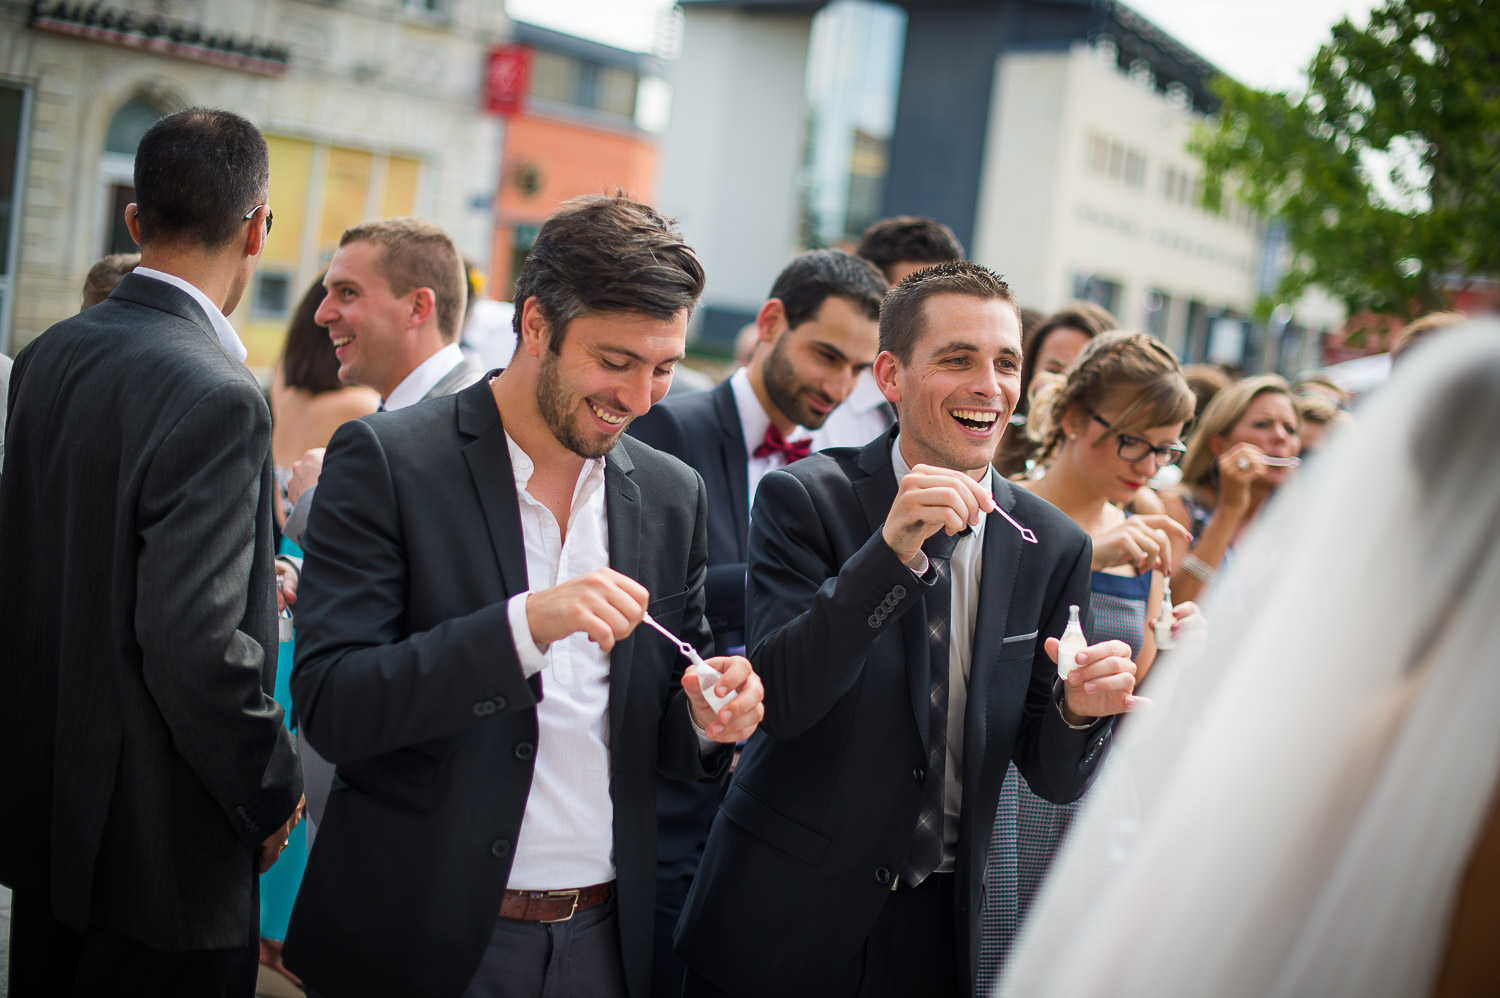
left=506, top=591, right=548, bottom=678
left=904, top=550, right=930, bottom=576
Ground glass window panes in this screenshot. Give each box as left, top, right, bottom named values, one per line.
left=105, top=99, right=164, bottom=156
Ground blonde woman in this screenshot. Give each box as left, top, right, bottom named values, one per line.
left=1163, top=375, right=1301, bottom=604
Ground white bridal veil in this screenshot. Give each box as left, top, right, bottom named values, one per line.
left=998, top=325, right=1500, bottom=998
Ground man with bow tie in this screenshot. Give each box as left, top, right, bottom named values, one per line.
left=626, top=247, right=886, bottom=998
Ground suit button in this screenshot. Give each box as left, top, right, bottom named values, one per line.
left=491, top=839, right=511, bottom=859
left=892, top=585, right=906, bottom=600
left=493, top=696, right=507, bottom=711
left=473, top=702, right=491, bottom=717
left=515, top=742, right=535, bottom=760
left=874, top=866, right=892, bottom=885
left=868, top=615, right=880, bottom=628
left=913, top=766, right=925, bottom=782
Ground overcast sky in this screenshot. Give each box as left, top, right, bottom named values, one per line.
left=504, top=0, right=1376, bottom=93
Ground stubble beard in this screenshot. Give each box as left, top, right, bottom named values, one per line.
left=536, top=348, right=617, bottom=460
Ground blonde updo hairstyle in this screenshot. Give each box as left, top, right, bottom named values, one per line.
left=1026, top=330, right=1195, bottom=469
left=1178, top=374, right=1299, bottom=488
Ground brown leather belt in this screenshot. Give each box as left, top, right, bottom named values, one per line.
left=500, top=882, right=613, bottom=923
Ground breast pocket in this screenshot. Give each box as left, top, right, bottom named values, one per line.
left=1000, top=629, right=1039, bottom=663
left=647, top=588, right=691, bottom=628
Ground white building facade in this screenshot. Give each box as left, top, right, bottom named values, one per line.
left=0, top=0, right=509, bottom=370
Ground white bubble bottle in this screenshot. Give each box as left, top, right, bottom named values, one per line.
left=1057, top=604, right=1087, bottom=681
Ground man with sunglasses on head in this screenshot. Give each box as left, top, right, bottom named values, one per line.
left=0, top=107, right=303, bottom=995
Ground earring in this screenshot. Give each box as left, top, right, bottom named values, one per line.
left=1069, top=433, right=1077, bottom=440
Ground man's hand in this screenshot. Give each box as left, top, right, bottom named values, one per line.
left=275, top=559, right=298, bottom=613
left=287, top=448, right=325, bottom=505
left=1048, top=637, right=1140, bottom=718
left=1091, top=514, right=1191, bottom=575
left=257, top=795, right=306, bottom=874
left=683, top=655, right=764, bottom=743
left=524, top=568, right=648, bottom=652
left=882, top=464, right=996, bottom=564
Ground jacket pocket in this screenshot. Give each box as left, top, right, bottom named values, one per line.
left=334, top=745, right=446, bottom=815
left=719, top=783, right=831, bottom=866
left=648, top=588, right=691, bottom=617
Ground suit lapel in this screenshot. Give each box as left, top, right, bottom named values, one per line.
left=605, top=442, right=641, bottom=743
left=964, top=474, right=1022, bottom=804
left=853, top=429, right=933, bottom=746
left=457, top=380, right=529, bottom=596
left=711, top=381, right=751, bottom=555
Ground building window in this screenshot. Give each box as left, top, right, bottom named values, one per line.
left=1125, top=150, right=1146, bottom=188
left=252, top=272, right=292, bottom=318
left=528, top=49, right=639, bottom=124
left=404, top=0, right=447, bottom=15
left=100, top=97, right=168, bottom=257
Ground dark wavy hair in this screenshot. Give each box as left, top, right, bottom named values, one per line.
left=511, top=193, right=705, bottom=353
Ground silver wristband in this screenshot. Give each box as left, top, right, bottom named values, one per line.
left=1181, top=553, right=1217, bottom=587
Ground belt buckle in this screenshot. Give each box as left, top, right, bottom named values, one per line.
left=539, top=888, right=580, bottom=923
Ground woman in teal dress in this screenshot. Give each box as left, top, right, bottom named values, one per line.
left=260, top=276, right=378, bottom=987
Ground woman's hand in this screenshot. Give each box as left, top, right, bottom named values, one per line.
left=1091, top=514, right=1192, bottom=575
left=1216, top=442, right=1273, bottom=514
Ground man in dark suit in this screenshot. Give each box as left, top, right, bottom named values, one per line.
left=0, top=108, right=303, bottom=995
left=282, top=194, right=765, bottom=998
left=628, top=248, right=885, bottom=998
left=280, top=217, right=486, bottom=547
left=677, top=262, right=1141, bottom=998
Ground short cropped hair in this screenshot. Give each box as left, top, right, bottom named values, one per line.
left=81, top=252, right=140, bottom=309
left=340, top=218, right=467, bottom=343
left=878, top=260, right=1019, bottom=362
left=132, top=107, right=268, bottom=249
left=512, top=194, right=705, bottom=353
left=768, top=249, right=887, bottom=329
left=856, top=216, right=965, bottom=281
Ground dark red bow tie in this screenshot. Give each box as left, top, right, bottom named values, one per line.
left=753, top=424, right=811, bottom=463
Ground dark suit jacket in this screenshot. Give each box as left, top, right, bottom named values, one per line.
left=283, top=377, right=730, bottom=998
left=627, top=380, right=748, bottom=875
left=0, top=273, right=302, bottom=949
left=628, top=378, right=749, bottom=656
left=676, top=429, right=1113, bottom=996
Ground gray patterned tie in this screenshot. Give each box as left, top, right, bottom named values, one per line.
left=900, top=527, right=967, bottom=887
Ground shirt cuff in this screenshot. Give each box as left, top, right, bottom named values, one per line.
left=904, top=550, right=930, bottom=576
left=506, top=591, right=548, bottom=679
left=689, top=708, right=719, bottom=754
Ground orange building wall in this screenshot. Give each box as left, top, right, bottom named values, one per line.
left=493, top=113, right=659, bottom=296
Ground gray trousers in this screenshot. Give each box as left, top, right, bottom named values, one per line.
left=461, top=895, right=629, bottom=998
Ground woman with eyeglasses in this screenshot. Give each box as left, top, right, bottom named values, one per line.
left=979, top=330, right=1199, bottom=988
left=1162, top=374, right=1302, bottom=605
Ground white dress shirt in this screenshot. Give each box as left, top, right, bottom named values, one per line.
left=891, top=438, right=990, bottom=872
left=132, top=266, right=247, bottom=363
left=499, top=434, right=617, bottom=890
left=813, top=371, right=895, bottom=451
left=729, top=367, right=811, bottom=513
left=383, top=342, right=466, bottom=412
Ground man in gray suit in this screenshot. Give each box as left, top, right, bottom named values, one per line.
left=0, top=107, right=303, bottom=995
left=281, top=217, right=486, bottom=546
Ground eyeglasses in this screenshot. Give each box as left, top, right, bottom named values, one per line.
left=1087, top=409, right=1186, bottom=467
left=243, top=204, right=273, bottom=236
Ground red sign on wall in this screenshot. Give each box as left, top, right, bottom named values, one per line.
left=484, top=45, right=532, bottom=117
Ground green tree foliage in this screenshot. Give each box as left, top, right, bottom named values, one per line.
left=1192, top=0, right=1500, bottom=321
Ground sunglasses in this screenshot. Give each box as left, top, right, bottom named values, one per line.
left=1087, top=409, right=1186, bottom=467
left=243, top=204, right=273, bottom=236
